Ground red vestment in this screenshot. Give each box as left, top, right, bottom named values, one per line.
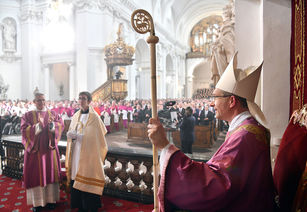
left=273, top=116, right=307, bottom=212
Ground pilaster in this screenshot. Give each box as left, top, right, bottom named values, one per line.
left=43, top=64, right=50, bottom=100
left=68, top=63, right=75, bottom=100
left=20, top=0, right=43, bottom=99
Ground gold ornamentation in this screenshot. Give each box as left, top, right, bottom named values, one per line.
left=104, top=23, right=135, bottom=59
left=294, top=54, right=302, bottom=90
left=291, top=104, right=307, bottom=129
left=226, top=124, right=269, bottom=145
left=292, top=0, right=305, bottom=111
left=131, top=9, right=153, bottom=34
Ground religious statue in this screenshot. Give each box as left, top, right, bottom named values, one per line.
left=210, top=0, right=235, bottom=85
left=219, top=3, right=235, bottom=63
left=117, top=22, right=124, bottom=41
left=115, top=70, right=123, bottom=79
left=0, top=74, right=9, bottom=100
left=1, top=18, right=17, bottom=53
left=210, top=39, right=228, bottom=85
left=33, top=86, right=39, bottom=96
left=59, top=83, right=64, bottom=96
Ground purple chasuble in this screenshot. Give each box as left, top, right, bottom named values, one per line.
left=21, top=110, right=64, bottom=189
left=159, top=117, right=275, bottom=212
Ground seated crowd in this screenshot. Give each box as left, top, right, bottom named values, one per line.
left=0, top=98, right=222, bottom=134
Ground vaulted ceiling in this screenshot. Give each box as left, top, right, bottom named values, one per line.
left=156, top=0, right=229, bottom=47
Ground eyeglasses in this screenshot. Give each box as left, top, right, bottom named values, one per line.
left=210, top=95, right=232, bottom=100
left=78, top=97, right=88, bottom=101
left=35, top=99, right=45, bottom=102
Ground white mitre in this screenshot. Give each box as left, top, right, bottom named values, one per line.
left=216, top=52, right=268, bottom=128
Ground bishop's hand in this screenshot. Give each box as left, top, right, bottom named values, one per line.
left=147, top=118, right=169, bottom=150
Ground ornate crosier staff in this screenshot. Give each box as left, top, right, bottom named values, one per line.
left=131, top=9, right=159, bottom=211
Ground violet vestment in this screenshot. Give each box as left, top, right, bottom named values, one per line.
left=158, top=116, right=275, bottom=212
left=21, top=109, right=63, bottom=207
left=21, top=110, right=63, bottom=189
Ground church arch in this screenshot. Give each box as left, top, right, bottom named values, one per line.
left=165, top=54, right=175, bottom=98
left=49, top=63, right=70, bottom=100
left=192, top=58, right=212, bottom=96
left=135, top=39, right=150, bottom=99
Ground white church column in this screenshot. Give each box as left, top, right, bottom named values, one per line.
left=75, top=9, right=89, bottom=93
left=20, top=0, right=43, bottom=99
left=139, top=67, right=151, bottom=99
left=127, top=65, right=136, bottom=100
left=235, top=0, right=291, bottom=141
left=179, top=55, right=186, bottom=98
left=157, top=70, right=163, bottom=99
left=174, top=56, right=179, bottom=98
left=43, top=64, right=50, bottom=100
left=187, top=76, right=193, bottom=98
left=262, top=0, right=291, bottom=141
left=162, top=69, right=167, bottom=99
left=68, top=63, right=75, bottom=100
left=74, top=1, right=115, bottom=93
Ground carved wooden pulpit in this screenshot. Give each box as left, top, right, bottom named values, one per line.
left=92, top=23, right=135, bottom=102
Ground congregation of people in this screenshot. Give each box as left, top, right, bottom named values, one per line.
left=0, top=97, right=220, bottom=136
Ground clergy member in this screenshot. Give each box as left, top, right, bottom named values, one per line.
left=21, top=92, right=64, bottom=212
left=147, top=52, right=275, bottom=211
left=66, top=91, right=108, bottom=212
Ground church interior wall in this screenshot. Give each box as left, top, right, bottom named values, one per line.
left=48, top=63, right=69, bottom=100
left=186, top=58, right=206, bottom=98
left=235, top=0, right=262, bottom=113
left=19, top=0, right=46, bottom=100
left=126, top=63, right=136, bottom=100
left=75, top=11, right=89, bottom=94
left=135, top=39, right=150, bottom=99
left=177, top=56, right=186, bottom=98
left=165, top=54, right=174, bottom=98
left=192, top=58, right=212, bottom=94
left=262, top=0, right=291, bottom=143
left=235, top=0, right=291, bottom=143
left=85, top=12, right=106, bottom=48
left=0, top=61, right=21, bottom=100
left=235, top=0, right=262, bottom=67
left=87, top=48, right=105, bottom=94
left=0, top=2, right=22, bottom=99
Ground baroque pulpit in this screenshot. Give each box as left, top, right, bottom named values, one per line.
left=92, top=23, right=135, bottom=101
